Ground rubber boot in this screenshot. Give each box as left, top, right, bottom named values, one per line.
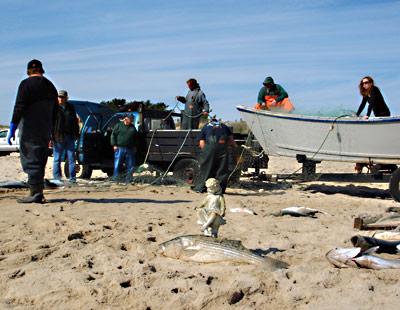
left=17, top=184, right=45, bottom=204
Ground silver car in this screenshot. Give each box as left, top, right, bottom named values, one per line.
left=0, top=129, right=19, bottom=155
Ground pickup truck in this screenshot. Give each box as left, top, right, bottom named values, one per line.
left=0, top=129, right=19, bottom=156
left=69, top=100, right=267, bottom=183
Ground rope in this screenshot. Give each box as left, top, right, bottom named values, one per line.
left=280, top=114, right=353, bottom=182
left=161, top=129, right=192, bottom=180
left=227, top=118, right=257, bottom=183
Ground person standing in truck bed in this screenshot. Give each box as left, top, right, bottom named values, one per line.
left=176, top=78, right=210, bottom=129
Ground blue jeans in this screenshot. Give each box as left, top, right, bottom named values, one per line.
left=53, top=135, right=76, bottom=181
left=113, top=147, right=135, bottom=183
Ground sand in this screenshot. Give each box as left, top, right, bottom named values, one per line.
left=0, top=154, right=399, bottom=309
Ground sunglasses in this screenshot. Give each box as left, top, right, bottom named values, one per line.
left=362, top=81, right=371, bottom=85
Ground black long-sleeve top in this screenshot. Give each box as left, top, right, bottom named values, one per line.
left=11, top=76, right=58, bottom=141
left=356, top=86, right=390, bottom=117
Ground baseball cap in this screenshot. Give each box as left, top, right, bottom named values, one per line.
left=27, top=59, right=44, bottom=73
left=58, top=90, right=68, bottom=98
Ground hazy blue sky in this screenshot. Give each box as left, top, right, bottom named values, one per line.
left=1, top=0, right=399, bottom=124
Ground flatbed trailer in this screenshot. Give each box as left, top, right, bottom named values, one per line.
left=70, top=100, right=267, bottom=183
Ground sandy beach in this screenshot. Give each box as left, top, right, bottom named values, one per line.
left=0, top=153, right=399, bottom=309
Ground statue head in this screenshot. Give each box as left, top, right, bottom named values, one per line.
left=205, top=178, right=221, bottom=194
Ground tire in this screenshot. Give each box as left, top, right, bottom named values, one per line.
left=389, top=168, right=400, bottom=202
left=102, top=168, right=114, bottom=177
left=80, top=165, right=93, bottom=179
left=173, top=158, right=200, bottom=184
left=64, top=163, right=93, bottom=179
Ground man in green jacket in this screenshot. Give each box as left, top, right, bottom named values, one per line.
left=256, top=76, right=294, bottom=112
left=111, top=114, right=138, bottom=183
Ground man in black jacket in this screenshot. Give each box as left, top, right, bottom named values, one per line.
left=7, top=59, right=58, bottom=203
left=192, top=118, right=237, bottom=194
left=52, top=90, right=80, bottom=183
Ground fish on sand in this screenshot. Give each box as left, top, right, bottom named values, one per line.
left=326, top=247, right=400, bottom=270
left=272, top=206, right=330, bottom=217
left=159, top=235, right=288, bottom=270
left=372, top=229, right=400, bottom=241
left=229, top=207, right=257, bottom=215
left=350, top=235, right=400, bottom=254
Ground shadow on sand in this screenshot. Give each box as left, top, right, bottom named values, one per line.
left=251, top=247, right=286, bottom=256
left=227, top=180, right=291, bottom=196
left=47, top=198, right=192, bottom=204
left=304, top=184, right=390, bottom=199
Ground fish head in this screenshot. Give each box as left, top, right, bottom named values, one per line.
left=159, top=235, right=197, bottom=259
left=326, top=247, right=361, bottom=268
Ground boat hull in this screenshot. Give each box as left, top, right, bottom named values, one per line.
left=237, top=106, right=400, bottom=164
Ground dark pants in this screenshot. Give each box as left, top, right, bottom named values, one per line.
left=20, top=139, right=49, bottom=187
left=194, top=142, right=229, bottom=193
left=181, top=114, right=200, bottom=130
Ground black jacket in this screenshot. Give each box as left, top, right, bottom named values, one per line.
left=11, top=76, right=58, bottom=143
left=53, top=102, right=80, bottom=142
left=356, top=86, right=390, bottom=117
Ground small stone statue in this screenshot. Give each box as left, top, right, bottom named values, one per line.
left=195, top=178, right=226, bottom=237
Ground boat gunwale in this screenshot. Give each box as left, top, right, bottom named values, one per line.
left=236, top=105, right=400, bottom=124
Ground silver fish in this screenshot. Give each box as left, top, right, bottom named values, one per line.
left=326, top=247, right=400, bottom=270
left=159, top=235, right=288, bottom=270
left=372, top=230, right=400, bottom=241
left=229, top=207, right=257, bottom=215
left=273, top=206, right=330, bottom=217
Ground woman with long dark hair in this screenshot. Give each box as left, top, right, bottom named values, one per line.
left=356, top=76, right=390, bottom=119
left=355, top=76, right=391, bottom=173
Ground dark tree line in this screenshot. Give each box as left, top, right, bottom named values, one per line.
left=100, top=98, right=168, bottom=112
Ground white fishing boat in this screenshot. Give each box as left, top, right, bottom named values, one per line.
left=237, top=105, right=400, bottom=164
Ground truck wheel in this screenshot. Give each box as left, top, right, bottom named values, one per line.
left=102, top=168, right=114, bottom=177
left=80, top=165, right=93, bottom=179
left=64, top=164, right=93, bottom=179
left=173, top=158, right=199, bottom=184
left=389, top=168, right=400, bottom=202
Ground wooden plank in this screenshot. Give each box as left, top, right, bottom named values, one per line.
left=354, top=217, right=400, bottom=230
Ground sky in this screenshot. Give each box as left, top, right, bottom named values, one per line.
left=1, top=0, right=399, bottom=124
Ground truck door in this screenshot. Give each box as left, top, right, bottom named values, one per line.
left=77, top=113, right=108, bottom=165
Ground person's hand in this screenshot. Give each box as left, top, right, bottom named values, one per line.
left=49, top=140, right=53, bottom=148
left=202, top=111, right=209, bottom=116
left=176, top=96, right=185, bottom=103
left=363, top=115, right=369, bottom=120
left=113, top=146, right=118, bottom=152
left=6, top=123, right=17, bottom=145
left=270, top=100, right=277, bottom=106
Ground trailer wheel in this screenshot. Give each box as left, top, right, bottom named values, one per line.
left=389, top=167, right=400, bottom=202
left=64, top=163, right=93, bottom=179
left=173, top=158, right=199, bottom=184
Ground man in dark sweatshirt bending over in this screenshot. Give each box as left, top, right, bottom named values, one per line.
left=7, top=59, right=58, bottom=203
